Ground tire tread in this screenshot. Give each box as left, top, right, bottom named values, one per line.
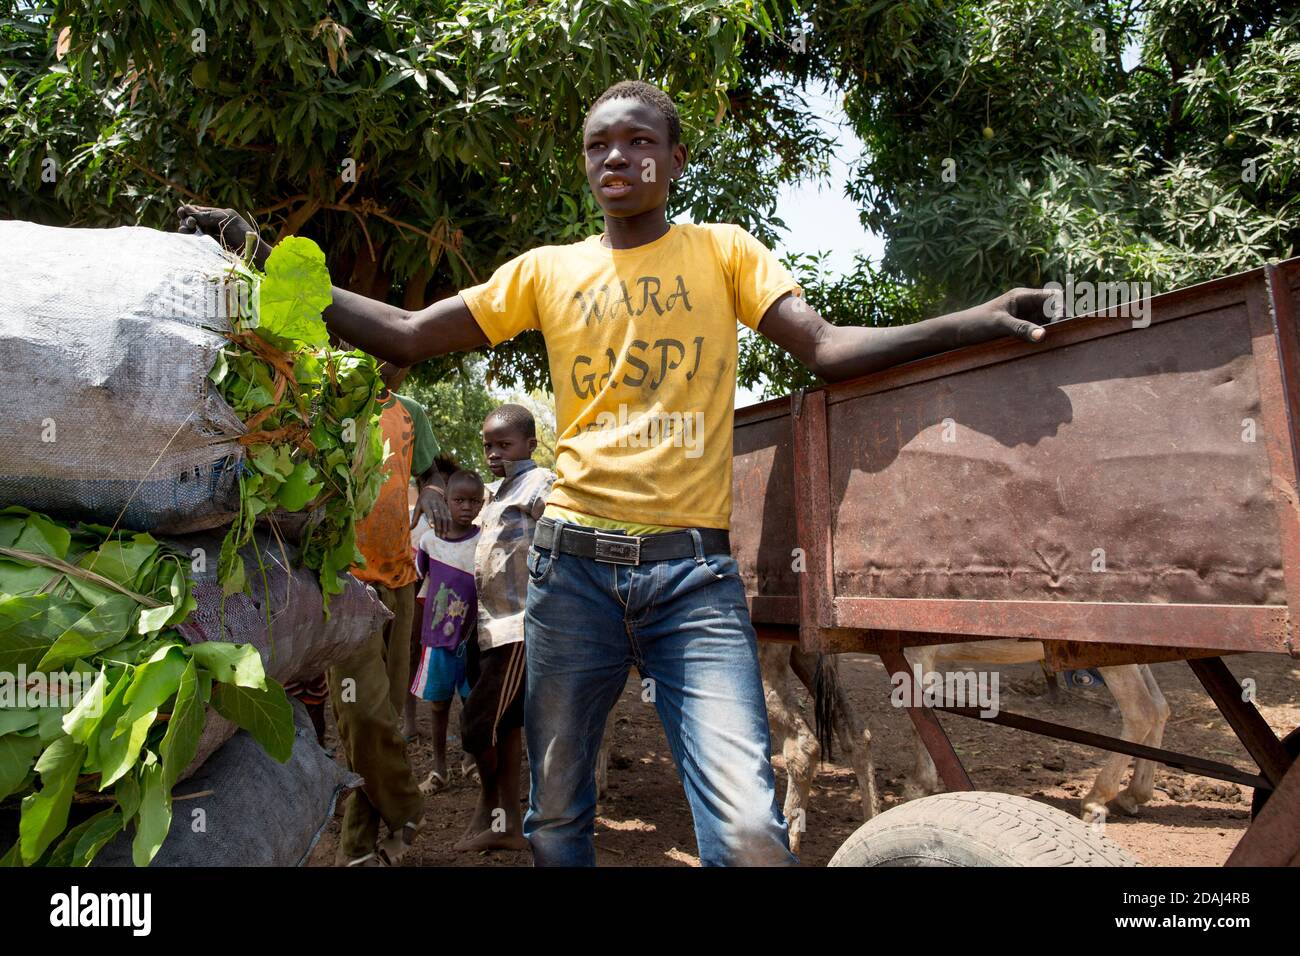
left=829, top=791, right=1140, bottom=867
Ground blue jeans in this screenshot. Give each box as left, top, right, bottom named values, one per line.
left=522, top=519, right=796, bottom=867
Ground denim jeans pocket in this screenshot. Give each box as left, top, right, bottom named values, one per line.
left=526, top=545, right=555, bottom=583
left=700, top=552, right=738, bottom=582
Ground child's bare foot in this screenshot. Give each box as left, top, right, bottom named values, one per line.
left=453, top=828, right=529, bottom=852
left=459, top=800, right=494, bottom=843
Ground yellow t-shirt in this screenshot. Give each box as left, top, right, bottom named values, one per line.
left=460, top=223, right=800, bottom=531
left=541, top=503, right=682, bottom=537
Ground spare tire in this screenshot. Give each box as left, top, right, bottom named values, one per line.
left=828, top=791, right=1139, bottom=867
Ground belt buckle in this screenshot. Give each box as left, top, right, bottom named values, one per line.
left=594, top=532, right=641, bottom=566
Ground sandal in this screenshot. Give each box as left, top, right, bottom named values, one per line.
left=343, top=851, right=386, bottom=868
left=419, top=769, right=449, bottom=795
left=376, top=817, right=424, bottom=866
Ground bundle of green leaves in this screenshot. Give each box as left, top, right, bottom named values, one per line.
left=0, top=506, right=295, bottom=867
left=209, top=235, right=388, bottom=608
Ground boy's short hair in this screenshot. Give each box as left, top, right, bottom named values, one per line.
left=586, top=80, right=681, bottom=148
left=447, top=469, right=485, bottom=493
left=485, top=403, right=536, bottom=440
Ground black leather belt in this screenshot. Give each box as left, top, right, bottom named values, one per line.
left=533, top=518, right=730, bottom=566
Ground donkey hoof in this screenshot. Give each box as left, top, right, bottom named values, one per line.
left=1080, top=800, right=1109, bottom=824
left=1112, top=790, right=1144, bottom=816
left=902, top=783, right=937, bottom=802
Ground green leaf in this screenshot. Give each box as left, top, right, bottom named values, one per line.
left=217, top=528, right=247, bottom=597
left=46, top=808, right=123, bottom=867
left=36, top=705, right=69, bottom=745
left=0, top=595, right=56, bottom=671
left=11, top=512, right=71, bottom=560
left=97, top=705, right=154, bottom=789
left=135, top=602, right=176, bottom=635
left=0, top=508, right=29, bottom=547
left=0, top=557, right=60, bottom=596
left=132, top=759, right=172, bottom=867
left=210, top=679, right=294, bottom=762
left=277, top=459, right=324, bottom=511
left=72, top=810, right=125, bottom=867
left=251, top=444, right=280, bottom=475
left=0, top=710, right=38, bottom=736
left=79, top=534, right=158, bottom=586
left=60, top=667, right=110, bottom=745
left=209, top=348, right=230, bottom=385
left=187, top=641, right=266, bottom=688
left=0, top=732, right=43, bottom=802
left=119, top=645, right=187, bottom=729
left=19, top=735, right=87, bottom=864
left=257, top=236, right=332, bottom=347
left=115, top=770, right=142, bottom=823
left=36, top=594, right=138, bottom=671
left=160, top=659, right=205, bottom=790
left=432, top=68, right=459, bottom=94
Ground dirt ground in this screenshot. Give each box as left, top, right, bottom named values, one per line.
left=307, top=650, right=1299, bottom=867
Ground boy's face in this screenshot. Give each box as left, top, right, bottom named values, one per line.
left=482, top=418, right=537, bottom=476
left=583, top=98, right=686, bottom=219
left=446, top=475, right=485, bottom=527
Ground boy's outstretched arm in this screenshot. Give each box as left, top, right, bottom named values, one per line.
left=326, top=286, right=487, bottom=367
left=177, top=205, right=486, bottom=366
left=757, top=288, right=1053, bottom=383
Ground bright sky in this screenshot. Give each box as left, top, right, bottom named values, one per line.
left=736, top=85, right=882, bottom=408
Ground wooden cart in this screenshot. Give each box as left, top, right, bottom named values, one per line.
left=731, top=258, right=1300, bottom=866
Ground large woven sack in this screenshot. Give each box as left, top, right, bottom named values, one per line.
left=171, top=529, right=392, bottom=780
left=93, top=700, right=361, bottom=867
left=0, top=220, right=246, bottom=533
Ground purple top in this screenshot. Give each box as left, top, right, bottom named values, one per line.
left=415, top=527, right=480, bottom=650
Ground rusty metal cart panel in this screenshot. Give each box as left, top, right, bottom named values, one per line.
left=730, top=258, right=1300, bottom=866
left=734, top=259, right=1300, bottom=655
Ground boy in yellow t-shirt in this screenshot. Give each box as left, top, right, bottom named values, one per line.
left=180, top=82, right=1050, bottom=867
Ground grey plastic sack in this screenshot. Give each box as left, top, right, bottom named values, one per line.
left=171, top=528, right=392, bottom=779
left=93, top=700, right=360, bottom=867
left=0, top=220, right=247, bottom=533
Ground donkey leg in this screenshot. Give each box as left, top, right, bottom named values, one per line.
left=1116, top=664, right=1169, bottom=810
left=761, top=643, right=819, bottom=856
left=789, top=648, right=879, bottom=820
left=595, top=710, right=615, bottom=800
left=1082, top=665, right=1157, bottom=821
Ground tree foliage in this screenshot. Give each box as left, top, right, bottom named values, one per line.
left=798, top=0, right=1299, bottom=310
left=5, top=0, right=1300, bottom=401
left=399, top=356, right=497, bottom=479
left=0, top=0, right=831, bottom=390
left=738, top=249, right=925, bottom=398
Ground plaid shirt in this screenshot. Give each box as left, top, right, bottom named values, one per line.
left=475, top=458, right=555, bottom=650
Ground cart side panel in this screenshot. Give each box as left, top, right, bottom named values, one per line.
left=732, top=404, right=798, bottom=624
left=826, top=287, right=1287, bottom=607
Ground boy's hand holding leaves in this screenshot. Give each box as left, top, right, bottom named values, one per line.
left=177, top=205, right=272, bottom=270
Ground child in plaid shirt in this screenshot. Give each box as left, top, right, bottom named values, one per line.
left=454, top=404, right=554, bottom=852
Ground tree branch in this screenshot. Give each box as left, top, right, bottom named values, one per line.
left=122, top=156, right=209, bottom=204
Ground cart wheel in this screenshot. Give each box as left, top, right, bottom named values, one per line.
left=828, top=791, right=1139, bottom=867
left=1250, top=727, right=1299, bottom=819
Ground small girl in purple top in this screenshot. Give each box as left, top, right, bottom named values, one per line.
left=410, top=469, right=485, bottom=794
